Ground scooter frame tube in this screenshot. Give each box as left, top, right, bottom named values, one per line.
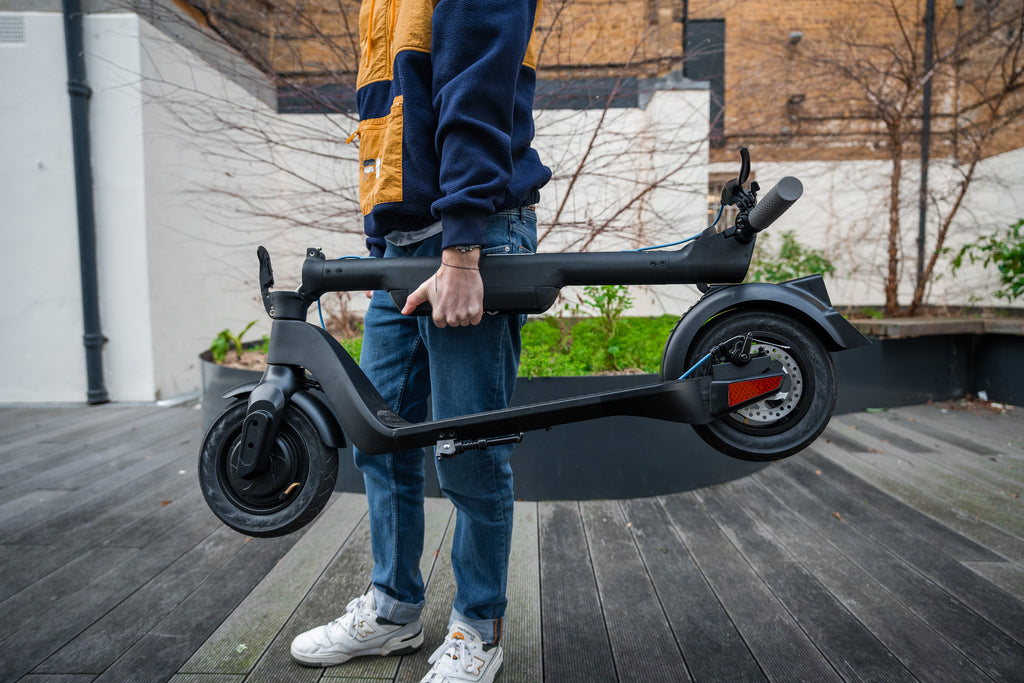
left=260, top=319, right=773, bottom=455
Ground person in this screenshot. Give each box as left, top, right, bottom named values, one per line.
left=290, top=1, right=550, bottom=681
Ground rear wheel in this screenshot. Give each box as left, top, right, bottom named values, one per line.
left=675, top=310, right=836, bottom=461
left=199, top=400, right=337, bottom=537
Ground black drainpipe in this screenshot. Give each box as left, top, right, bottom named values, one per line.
left=917, top=0, right=936, bottom=291
left=63, top=0, right=109, bottom=404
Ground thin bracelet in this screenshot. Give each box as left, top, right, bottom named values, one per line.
left=441, top=261, right=480, bottom=271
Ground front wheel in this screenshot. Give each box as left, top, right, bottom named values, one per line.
left=674, top=310, right=837, bottom=462
left=199, top=400, right=338, bottom=537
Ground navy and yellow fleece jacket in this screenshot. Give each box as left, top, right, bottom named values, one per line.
left=353, top=0, right=552, bottom=257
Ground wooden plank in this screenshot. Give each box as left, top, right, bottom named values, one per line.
left=696, top=483, right=917, bottom=682
left=781, top=455, right=1024, bottom=644
left=580, top=499, right=689, bottom=681
left=103, top=486, right=207, bottom=549
left=5, top=407, right=195, bottom=495
left=659, top=492, right=842, bottom=682
left=883, top=410, right=1003, bottom=456
left=799, top=448, right=1004, bottom=563
left=0, top=406, right=68, bottom=442
left=2, top=443, right=199, bottom=545
left=0, top=404, right=181, bottom=478
left=816, top=442, right=1024, bottom=564
left=0, top=405, right=117, bottom=442
left=819, top=424, right=873, bottom=453
left=851, top=413, right=1024, bottom=495
left=837, top=443, right=1024, bottom=542
left=34, top=523, right=251, bottom=674
left=0, top=497, right=223, bottom=681
left=538, top=501, right=616, bottom=682
left=621, top=497, right=765, bottom=682
left=0, top=488, right=72, bottom=536
left=0, top=486, right=210, bottom=608
left=0, top=409, right=174, bottom=493
left=963, top=561, right=1024, bottom=598
left=22, top=450, right=200, bottom=548
left=0, top=406, right=158, bottom=467
left=0, top=545, right=139, bottom=641
left=896, top=405, right=1024, bottom=459
left=0, top=543, right=78, bottom=602
left=91, top=530, right=300, bottom=683
left=827, top=417, right=1024, bottom=530
left=841, top=416, right=935, bottom=454
left=758, top=463, right=1024, bottom=679
left=728, top=473, right=994, bottom=682
left=179, top=493, right=369, bottom=675
left=503, top=501, right=542, bottom=683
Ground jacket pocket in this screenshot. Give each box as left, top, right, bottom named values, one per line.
left=355, top=96, right=404, bottom=215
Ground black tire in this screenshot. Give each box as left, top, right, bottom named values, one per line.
left=199, top=399, right=338, bottom=537
left=677, top=310, right=836, bottom=462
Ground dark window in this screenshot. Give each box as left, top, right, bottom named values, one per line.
left=684, top=19, right=725, bottom=146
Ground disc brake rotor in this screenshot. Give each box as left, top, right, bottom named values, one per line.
left=727, top=342, right=802, bottom=425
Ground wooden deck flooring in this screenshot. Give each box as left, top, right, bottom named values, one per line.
left=0, top=402, right=1021, bottom=682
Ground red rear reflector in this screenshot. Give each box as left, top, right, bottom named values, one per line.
left=728, top=376, right=784, bottom=407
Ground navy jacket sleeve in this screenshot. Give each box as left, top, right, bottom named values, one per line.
left=429, top=0, right=538, bottom=249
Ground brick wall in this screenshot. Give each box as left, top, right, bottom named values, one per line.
left=178, top=0, right=1023, bottom=164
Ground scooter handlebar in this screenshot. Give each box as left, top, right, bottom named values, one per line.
left=746, top=176, right=803, bottom=233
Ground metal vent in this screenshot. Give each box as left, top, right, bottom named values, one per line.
left=0, top=15, right=26, bottom=45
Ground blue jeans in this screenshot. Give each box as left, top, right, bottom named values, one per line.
left=353, top=209, right=537, bottom=644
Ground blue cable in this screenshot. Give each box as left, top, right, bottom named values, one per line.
left=633, top=234, right=700, bottom=252
left=629, top=203, right=724, bottom=252
left=317, top=298, right=327, bottom=330
left=679, top=352, right=712, bottom=380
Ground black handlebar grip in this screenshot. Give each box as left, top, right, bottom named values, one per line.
left=746, top=176, right=803, bottom=233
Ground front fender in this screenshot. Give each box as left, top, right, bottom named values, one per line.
left=223, top=382, right=347, bottom=449
left=661, top=275, right=869, bottom=379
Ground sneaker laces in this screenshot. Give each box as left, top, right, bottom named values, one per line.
left=325, top=594, right=377, bottom=642
left=424, top=632, right=481, bottom=681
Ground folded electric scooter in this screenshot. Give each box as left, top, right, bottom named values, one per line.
left=199, top=148, right=869, bottom=537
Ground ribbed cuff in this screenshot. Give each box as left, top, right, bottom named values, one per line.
left=440, top=210, right=488, bottom=250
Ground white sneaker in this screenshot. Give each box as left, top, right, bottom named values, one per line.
left=420, top=623, right=503, bottom=683
left=290, top=591, right=424, bottom=667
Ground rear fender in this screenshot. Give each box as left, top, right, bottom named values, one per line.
left=661, top=275, right=869, bottom=380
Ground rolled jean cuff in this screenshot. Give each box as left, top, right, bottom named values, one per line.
left=374, top=587, right=424, bottom=625
left=450, top=608, right=504, bottom=645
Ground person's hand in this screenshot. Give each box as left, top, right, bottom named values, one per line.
left=402, top=247, right=483, bottom=327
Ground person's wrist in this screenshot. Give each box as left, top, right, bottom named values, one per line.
left=442, top=246, right=481, bottom=268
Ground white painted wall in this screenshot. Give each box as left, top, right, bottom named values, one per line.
left=746, top=149, right=1024, bottom=309
left=534, top=86, right=711, bottom=316
left=0, top=11, right=155, bottom=403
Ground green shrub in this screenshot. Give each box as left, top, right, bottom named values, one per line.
left=518, top=315, right=677, bottom=377
left=951, top=219, right=1024, bottom=304
left=339, top=336, right=363, bottom=361
left=210, top=321, right=268, bottom=364
left=747, top=230, right=835, bottom=283
left=277, top=314, right=676, bottom=378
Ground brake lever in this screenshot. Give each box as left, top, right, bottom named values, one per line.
left=721, top=147, right=756, bottom=208
left=258, top=246, right=275, bottom=316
